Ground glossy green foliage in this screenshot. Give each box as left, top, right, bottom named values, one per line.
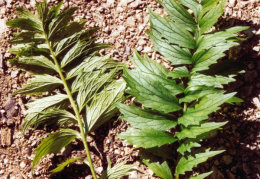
left=117, top=0, right=248, bottom=178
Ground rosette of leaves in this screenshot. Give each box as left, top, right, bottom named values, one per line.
left=7, top=1, right=134, bottom=178
left=116, top=0, right=248, bottom=178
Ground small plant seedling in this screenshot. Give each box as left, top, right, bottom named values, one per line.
left=116, top=0, right=248, bottom=178
left=7, top=0, right=134, bottom=178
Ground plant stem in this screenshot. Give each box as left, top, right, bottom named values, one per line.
left=176, top=174, right=179, bottom=179
left=44, top=35, right=98, bottom=179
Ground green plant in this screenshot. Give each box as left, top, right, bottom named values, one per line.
left=116, top=0, right=248, bottom=178
left=7, top=1, right=134, bottom=178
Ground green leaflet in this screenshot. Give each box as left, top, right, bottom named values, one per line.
left=147, top=29, right=192, bottom=65
left=198, top=0, right=226, bottom=35
left=25, top=94, right=69, bottom=114
left=188, top=73, right=236, bottom=88
left=141, top=150, right=173, bottom=179
left=23, top=94, right=70, bottom=132
left=149, top=7, right=196, bottom=49
left=168, top=66, right=190, bottom=79
left=14, top=75, right=62, bottom=95
left=6, top=18, right=42, bottom=32
left=117, top=128, right=177, bottom=148
left=86, top=81, right=126, bottom=132
left=130, top=50, right=172, bottom=78
left=8, top=32, right=45, bottom=44
left=123, top=52, right=183, bottom=113
left=100, top=159, right=135, bottom=179
left=175, top=149, right=224, bottom=175
left=177, top=139, right=201, bottom=155
left=36, top=108, right=77, bottom=127
left=9, top=56, right=57, bottom=74
left=189, top=172, right=213, bottom=179
left=116, top=103, right=177, bottom=131
left=178, top=93, right=234, bottom=126
left=76, top=67, right=122, bottom=111
left=50, top=158, right=84, bottom=173
left=196, top=26, right=249, bottom=52
left=160, top=0, right=197, bottom=33
left=143, top=146, right=175, bottom=160
left=48, top=7, right=78, bottom=40
left=32, top=129, right=79, bottom=169
left=124, top=67, right=182, bottom=113
left=175, top=122, right=227, bottom=140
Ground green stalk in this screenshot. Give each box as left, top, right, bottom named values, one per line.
left=44, top=34, right=98, bottom=179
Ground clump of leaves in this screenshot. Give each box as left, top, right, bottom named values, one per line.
left=116, top=0, right=248, bottom=178
left=7, top=1, right=134, bottom=178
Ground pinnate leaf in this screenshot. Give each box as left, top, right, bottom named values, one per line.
left=14, top=75, right=62, bottom=95
left=50, top=158, right=84, bottom=173
left=86, top=81, right=126, bottom=132
left=117, top=128, right=177, bottom=148
left=160, top=0, right=197, bottom=33
left=32, top=129, right=79, bottom=169
left=175, top=122, right=227, bottom=140
left=178, top=93, right=234, bottom=126
left=100, top=159, right=135, bottom=179
left=9, top=56, right=57, bottom=75
left=116, top=103, right=177, bottom=131
left=175, top=149, right=224, bottom=175
left=147, top=29, right=192, bottom=65
left=189, top=171, right=213, bottom=179
left=149, top=7, right=196, bottom=49
left=141, top=150, right=173, bottom=179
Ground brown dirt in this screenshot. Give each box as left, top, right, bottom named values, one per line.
left=0, top=0, right=259, bottom=179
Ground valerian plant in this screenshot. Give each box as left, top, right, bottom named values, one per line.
left=116, top=0, right=248, bottom=178
left=7, top=1, right=135, bottom=178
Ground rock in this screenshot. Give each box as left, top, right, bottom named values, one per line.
left=11, top=70, right=19, bottom=78
left=124, top=45, right=131, bottom=56
left=242, top=154, right=249, bottom=162
left=119, top=0, right=127, bottom=7
left=0, top=19, right=7, bottom=35
left=30, top=0, right=36, bottom=7
left=96, top=167, right=103, bottom=174
left=247, top=62, right=255, bottom=70
left=142, top=47, right=152, bottom=53
left=138, top=39, right=147, bottom=45
left=243, top=163, right=251, bottom=175
left=3, top=158, right=8, bottom=164
left=223, top=155, right=233, bottom=165
left=245, top=70, right=258, bottom=82
left=85, top=175, right=93, bottom=179
left=226, top=170, right=236, bottom=179
left=256, top=112, right=260, bottom=118
left=129, top=170, right=138, bottom=179
left=211, top=166, right=225, bottom=179
left=126, top=16, right=136, bottom=27
left=253, top=97, right=260, bottom=109
left=229, top=0, right=237, bottom=7
left=0, top=53, right=3, bottom=70
left=20, top=161, right=26, bottom=168
left=1, top=127, right=12, bottom=146
left=137, top=46, right=143, bottom=51
left=4, top=97, right=18, bottom=118
left=129, top=0, right=143, bottom=8
left=106, top=0, right=114, bottom=7
left=253, top=46, right=260, bottom=52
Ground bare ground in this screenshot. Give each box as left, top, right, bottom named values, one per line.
left=0, top=0, right=260, bottom=179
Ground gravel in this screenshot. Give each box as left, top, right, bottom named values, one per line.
left=0, top=0, right=259, bottom=178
